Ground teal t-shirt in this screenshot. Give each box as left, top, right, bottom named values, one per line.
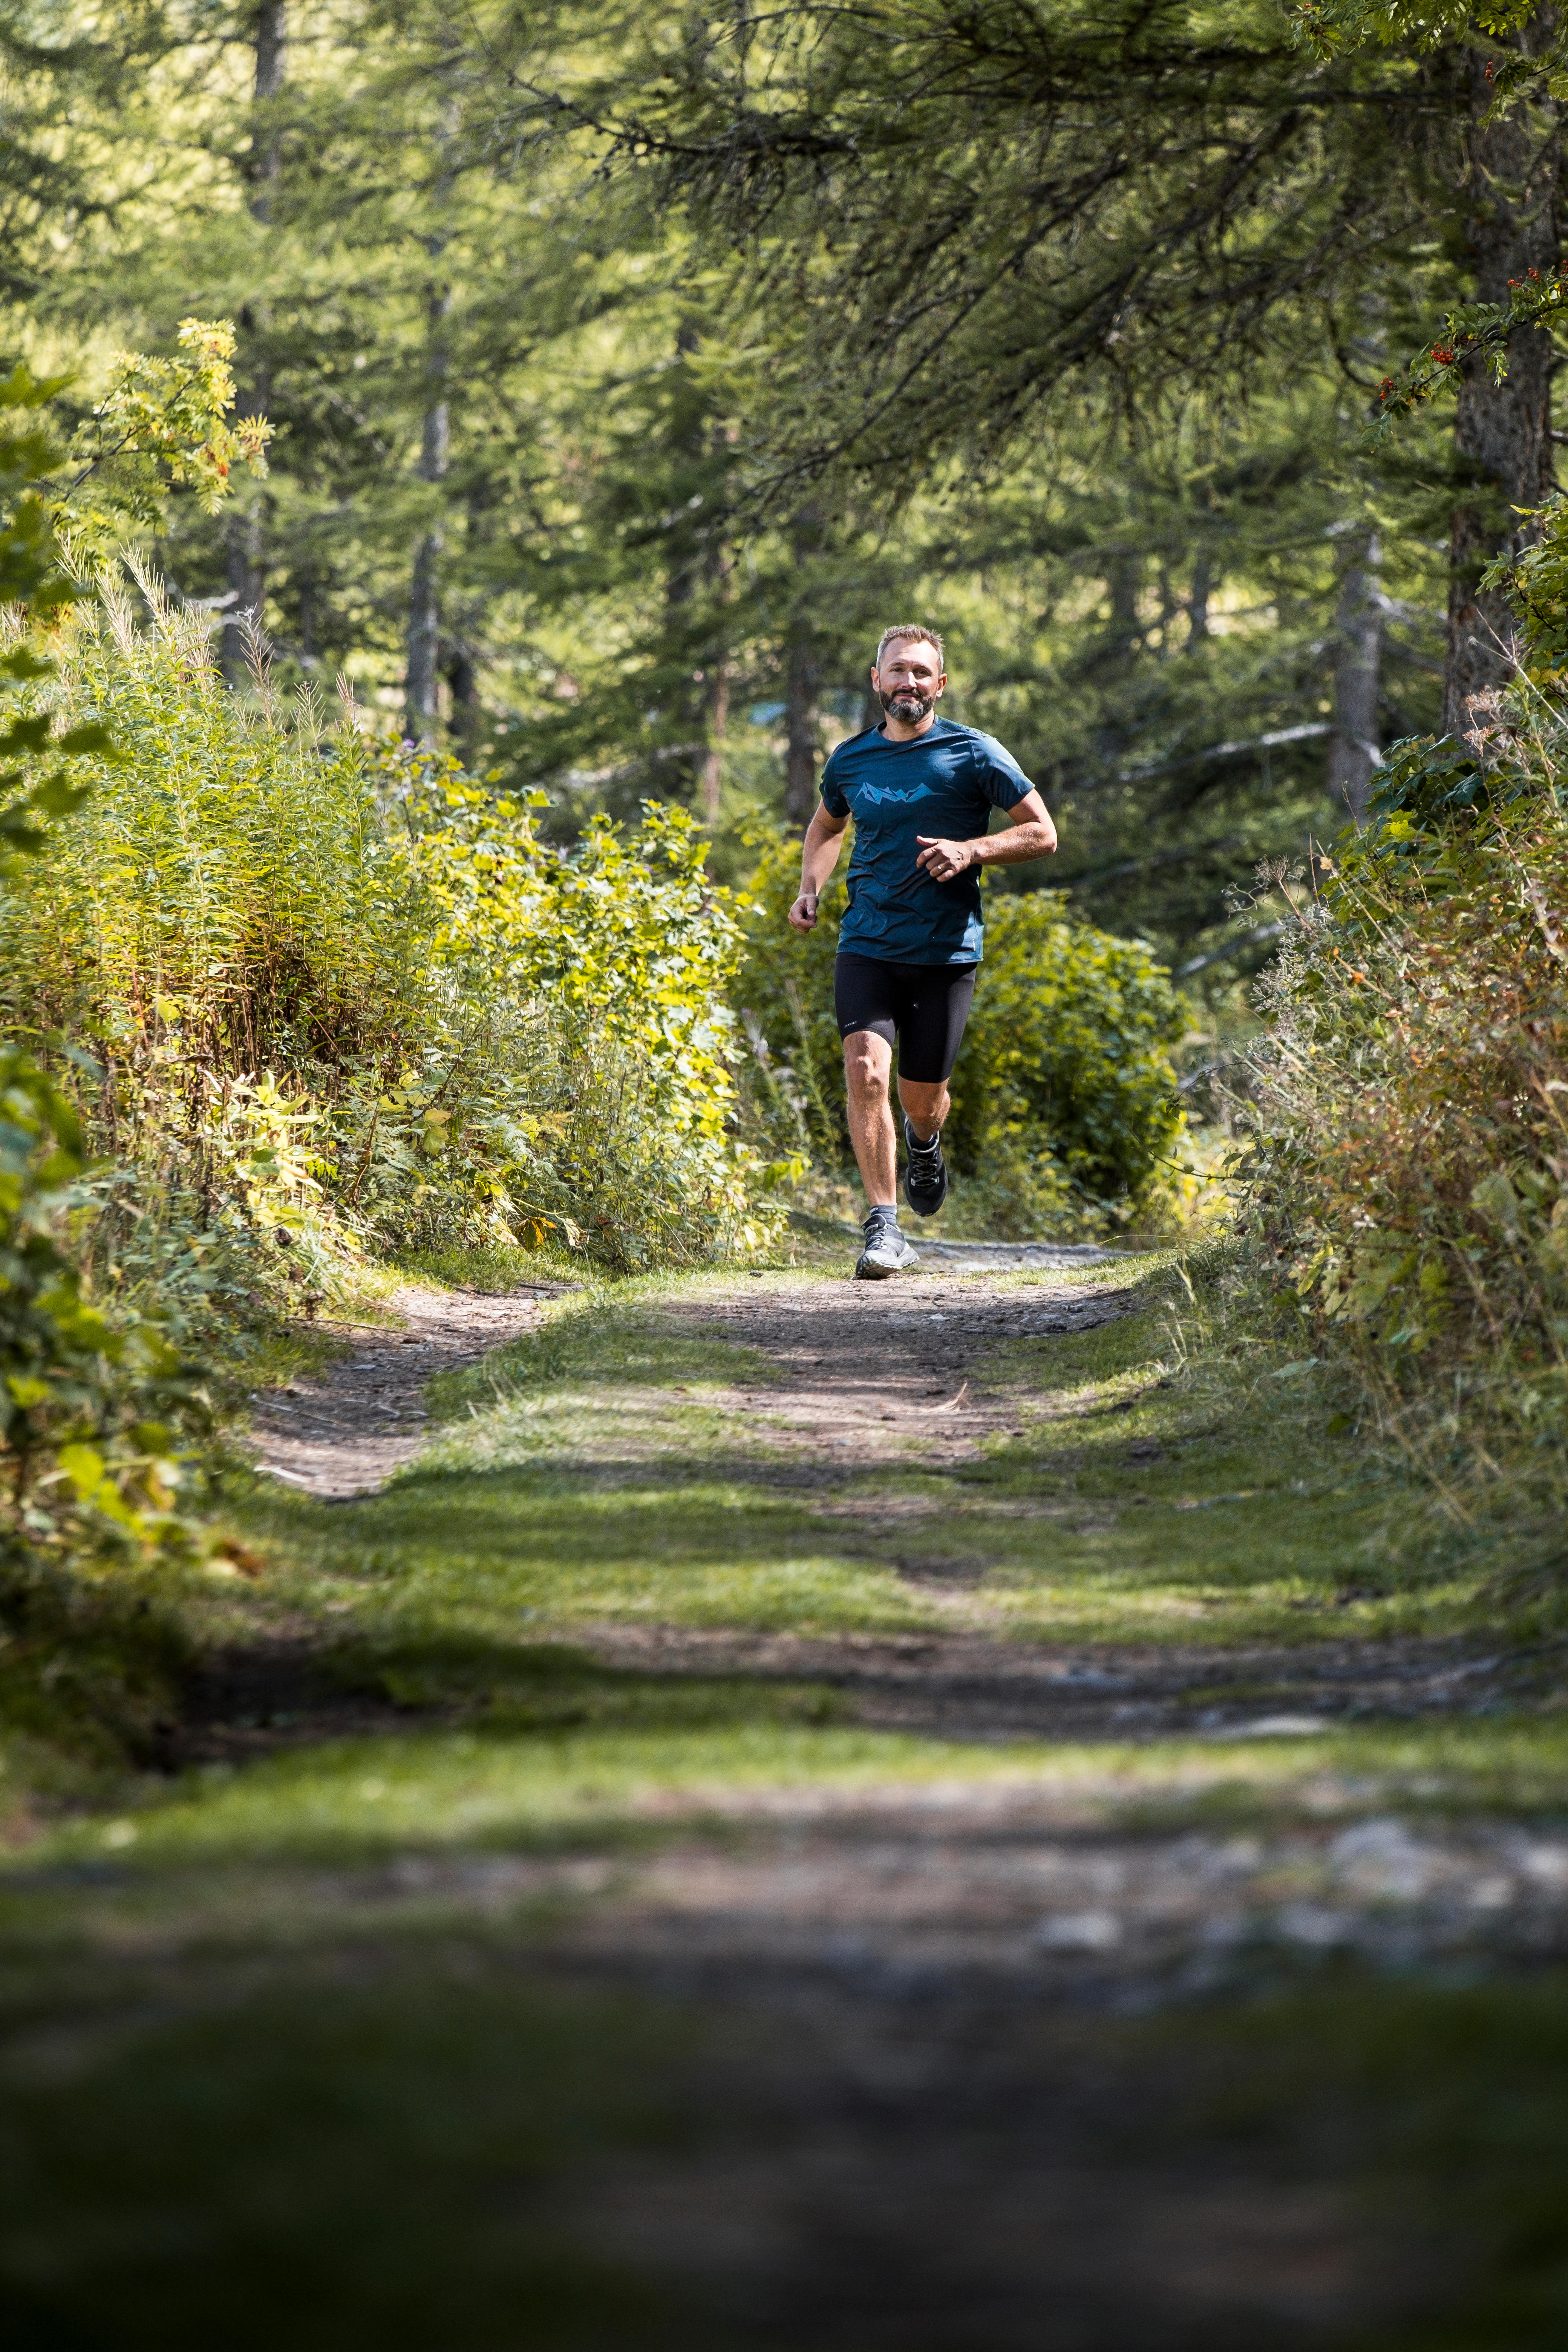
left=820, top=718, right=1033, bottom=964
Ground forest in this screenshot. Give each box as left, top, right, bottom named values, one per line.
left=5, top=3, right=1568, bottom=2346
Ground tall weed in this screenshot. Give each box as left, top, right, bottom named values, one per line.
left=1, top=566, right=775, bottom=1337
left=1242, top=713, right=1568, bottom=1543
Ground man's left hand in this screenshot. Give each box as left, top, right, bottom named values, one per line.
left=915, top=835, right=976, bottom=882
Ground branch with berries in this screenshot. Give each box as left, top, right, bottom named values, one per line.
left=1293, top=5, right=1567, bottom=117
left=1366, top=265, right=1568, bottom=445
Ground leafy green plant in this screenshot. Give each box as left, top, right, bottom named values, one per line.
left=0, top=1046, right=199, bottom=1566
left=1240, top=654, right=1568, bottom=1525
left=69, top=317, right=273, bottom=531
left=3, top=571, right=777, bottom=1306
left=945, top=893, right=1187, bottom=1232
left=0, top=359, right=220, bottom=1585
left=0, top=362, right=113, bottom=872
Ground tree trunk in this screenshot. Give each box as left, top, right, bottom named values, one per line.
left=784, top=507, right=825, bottom=826
left=698, top=662, right=728, bottom=822
left=784, top=629, right=823, bottom=824
left=445, top=641, right=480, bottom=764
left=696, top=520, right=732, bottom=822
left=405, top=381, right=449, bottom=741
left=221, top=5, right=286, bottom=686
left=663, top=322, right=734, bottom=810
left=1187, top=551, right=1212, bottom=648
left=1443, top=35, right=1560, bottom=733
left=1326, top=533, right=1383, bottom=824
left=1108, top=554, right=1141, bottom=649
left=250, top=0, right=286, bottom=212
left=404, top=80, right=458, bottom=743
left=221, top=487, right=265, bottom=684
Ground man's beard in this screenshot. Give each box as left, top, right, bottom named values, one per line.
left=878, top=686, right=934, bottom=721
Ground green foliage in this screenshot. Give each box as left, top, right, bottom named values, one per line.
left=1293, top=0, right=1568, bottom=108
left=733, top=832, right=1185, bottom=1231
left=0, top=1043, right=198, bottom=1566
left=9, top=0, right=1459, bottom=984
left=1367, top=267, right=1568, bottom=442
left=68, top=315, right=273, bottom=534
left=730, top=832, right=849, bottom=1175
left=945, top=895, right=1188, bottom=1231
left=1241, top=678, right=1568, bottom=1509
left=0, top=360, right=112, bottom=873
left=0, top=355, right=247, bottom=1586
left=1484, top=489, right=1568, bottom=686
left=2, top=568, right=773, bottom=1295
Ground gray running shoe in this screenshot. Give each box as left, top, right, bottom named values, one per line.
left=902, top=1115, right=948, bottom=1217
left=855, top=1210, right=919, bottom=1280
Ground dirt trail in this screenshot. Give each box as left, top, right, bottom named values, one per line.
left=35, top=1257, right=1568, bottom=2344
left=663, top=1256, right=1129, bottom=1467
left=247, top=1280, right=567, bottom=1498
left=236, top=1253, right=1563, bottom=1989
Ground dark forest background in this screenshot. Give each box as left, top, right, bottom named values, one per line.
left=8, top=0, right=1555, bottom=1008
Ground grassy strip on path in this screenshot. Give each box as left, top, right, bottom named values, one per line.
left=230, top=1249, right=1493, bottom=1655
left=5, top=1247, right=1556, bottom=1855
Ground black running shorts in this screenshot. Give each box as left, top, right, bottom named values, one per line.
left=833, top=954, right=979, bottom=1084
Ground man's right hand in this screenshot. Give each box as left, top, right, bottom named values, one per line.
left=788, top=892, right=819, bottom=933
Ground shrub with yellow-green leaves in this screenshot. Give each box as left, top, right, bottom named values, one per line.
left=1243, top=720, right=1568, bottom=1471
left=1, top=1046, right=201, bottom=1572
left=2, top=564, right=775, bottom=1314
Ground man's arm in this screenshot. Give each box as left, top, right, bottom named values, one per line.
left=914, top=787, right=1056, bottom=883
left=788, top=802, right=850, bottom=931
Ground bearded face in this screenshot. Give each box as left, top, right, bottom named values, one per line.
left=871, top=635, right=945, bottom=728
left=876, top=681, right=936, bottom=722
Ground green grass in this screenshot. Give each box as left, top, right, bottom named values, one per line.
left=216, top=1257, right=1491, bottom=1663
left=12, top=1697, right=1568, bottom=1888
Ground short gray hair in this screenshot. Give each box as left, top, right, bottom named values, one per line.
left=874, top=623, right=945, bottom=670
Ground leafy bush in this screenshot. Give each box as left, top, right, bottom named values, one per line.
left=1, top=1046, right=198, bottom=1569
left=1241, top=651, right=1568, bottom=1504
left=0, top=568, right=775, bottom=1296
left=945, top=893, right=1187, bottom=1231
left=734, top=833, right=1186, bottom=1232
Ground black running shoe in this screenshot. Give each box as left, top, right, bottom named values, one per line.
left=855, top=1209, right=919, bottom=1280
left=902, top=1115, right=948, bottom=1218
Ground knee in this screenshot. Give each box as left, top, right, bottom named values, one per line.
left=901, top=1080, right=949, bottom=1125
left=844, top=1045, right=888, bottom=1100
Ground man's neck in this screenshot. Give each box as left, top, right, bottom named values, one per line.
left=879, top=708, right=941, bottom=744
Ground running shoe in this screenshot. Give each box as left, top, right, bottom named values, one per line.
left=855, top=1208, right=919, bottom=1280
left=902, top=1115, right=948, bottom=1218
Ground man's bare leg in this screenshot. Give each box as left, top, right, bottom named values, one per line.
left=897, top=1076, right=949, bottom=1142
left=843, top=1032, right=899, bottom=1207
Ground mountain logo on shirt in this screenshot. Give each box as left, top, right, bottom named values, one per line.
left=849, top=781, right=936, bottom=807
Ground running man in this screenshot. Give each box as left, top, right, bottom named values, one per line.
left=788, top=624, right=1058, bottom=1279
